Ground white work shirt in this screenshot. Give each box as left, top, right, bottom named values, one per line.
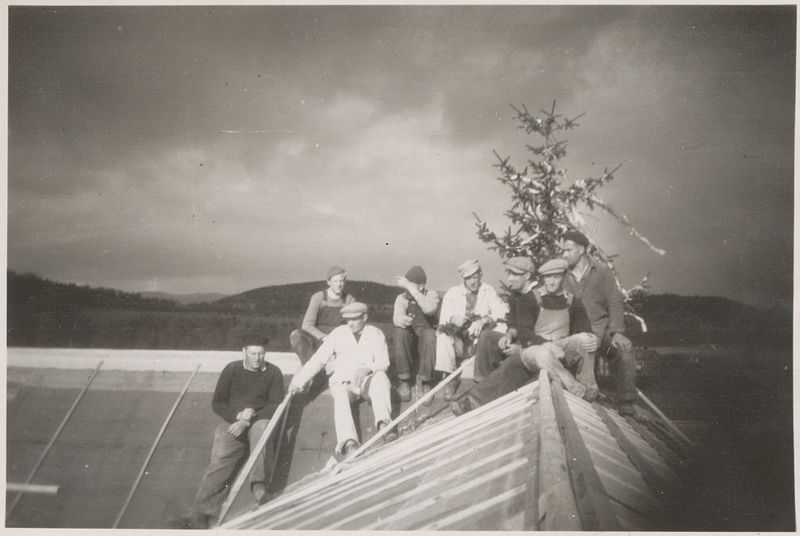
left=292, top=324, right=390, bottom=387
left=438, top=282, right=508, bottom=327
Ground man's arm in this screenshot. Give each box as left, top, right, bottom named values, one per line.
left=371, top=331, right=390, bottom=372
left=570, top=297, right=594, bottom=335
left=392, top=294, right=410, bottom=328
left=254, top=367, right=286, bottom=421
left=604, top=271, right=626, bottom=335
left=211, top=365, right=239, bottom=423
left=438, top=288, right=458, bottom=325
left=289, top=332, right=336, bottom=391
left=300, top=292, right=327, bottom=340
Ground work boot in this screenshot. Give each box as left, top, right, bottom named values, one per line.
left=335, top=438, right=359, bottom=462
left=583, top=384, right=600, bottom=402
left=443, top=378, right=460, bottom=401
left=421, top=383, right=433, bottom=406
left=450, top=394, right=480, bottom=416
left=378, top=420, right=398, bottom=443
left=397, top=380, right=412, bottom=402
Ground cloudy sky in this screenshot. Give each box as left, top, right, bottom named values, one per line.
left=7, top=5, right=795, bottom=308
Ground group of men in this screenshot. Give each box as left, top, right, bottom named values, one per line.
left=173, top=229, right=638, bottom=529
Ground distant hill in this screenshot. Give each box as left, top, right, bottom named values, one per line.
left=216, top=280, right=398, bottom=316
left=140, top=291, right=228, bottom=305
left=6, top=270, right=791, bottom=351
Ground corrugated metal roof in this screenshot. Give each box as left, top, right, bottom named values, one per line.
left=221, top=369, right=693, bottom=531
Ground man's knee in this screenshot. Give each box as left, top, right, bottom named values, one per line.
left=289, top=329, right=304, bottom=348
left=370, top=370, right=391, bottom=391
left=521, top=345, right=551, bottom=370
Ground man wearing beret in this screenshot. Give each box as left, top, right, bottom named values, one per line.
left=171, top=338, right=285, bottom=529
left=288, top=302, right=395, bottom=460
left=561, top=230, right=638, bottom=416
left=473, top=256, right=537, bottom=381
left=435, top=259, right=508, bottom=400
left=451, top=258, right=599, bottom=415
left=392, top=266, right=440, bottom=403
left=290, top=265, right=355, bottom=364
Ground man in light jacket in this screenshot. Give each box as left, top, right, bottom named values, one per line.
left=288, top=302, right=395, bottom=461
left=435, top=259, right=507, bottom=400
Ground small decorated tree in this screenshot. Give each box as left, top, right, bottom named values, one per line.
left=474, top=101, right=665, bottom=330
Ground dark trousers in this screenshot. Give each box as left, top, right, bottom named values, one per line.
left=601, top=335, right=637, bottom=403
left=289, top=329, right=322, bottom=364
left=391, top=325, right=436, bottom=383
left=469, top=353, right=533, bottom=406
left=474, top=330, right=508, bottom=381
left=192, top=420, right=273, bottom=517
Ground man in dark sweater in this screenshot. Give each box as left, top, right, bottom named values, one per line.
left=473, top=256, right=536, bottom=381
left=172, top=339, right=285, bottom=529
left=452, top=258, right=598, bottom=415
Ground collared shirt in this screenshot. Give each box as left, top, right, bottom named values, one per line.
left=438, top=282, right=508, bottom=327
left=293, top=324, right=390, bottom=387
left=563, top=259, right=625, bottom=340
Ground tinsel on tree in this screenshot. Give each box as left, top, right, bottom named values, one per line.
left=474, top=101, right=665, bottom=330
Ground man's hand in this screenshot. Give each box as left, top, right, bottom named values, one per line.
left=503, top=343, right=522, bottom=358
left=581, top=334, right=599, bottom=353
left=450, top=314, right=467, bottom=328
left=288, top=380, right=306, bottom=395
left=236, top=408, right=256, bottom=422
left=467, top=318, right=486, bottom=338
left=402, top=314, right=415, bottom=328
left=353, top=367, right=373, bottom=389
left=228, top=420, right=249, bottom=438
left=611, top=333, right=633, bottom=353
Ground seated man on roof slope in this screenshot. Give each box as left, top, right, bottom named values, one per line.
left=290, top=265, right=355, bottom=364
left=171, top=337, right=285, bottom=529
left=288, top=302, right=396, bottom=461
left=560, top=230, right=639, bottom=417
left=451, top=258, right=599, bottom=416
left=473, top=256, right=537, bottom=382
left=435, top=259, right=507, bottom=400
left=391, top=265, right=440, bottom=403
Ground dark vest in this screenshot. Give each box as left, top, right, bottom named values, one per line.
left=403, top=291, right=436, bottom=329
left=317, top=290, right=351, bottom=334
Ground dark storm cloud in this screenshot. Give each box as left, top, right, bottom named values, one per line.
left=7, top=5, right=794, bottom=305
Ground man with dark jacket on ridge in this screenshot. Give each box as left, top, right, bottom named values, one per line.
left=171, top=338, right=284, bottom=529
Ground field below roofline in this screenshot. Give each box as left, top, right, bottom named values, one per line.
left=7, top=270, right=791, bottom=352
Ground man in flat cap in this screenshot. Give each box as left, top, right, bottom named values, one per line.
left=171, top=337, right=284, bottom=529
left=451, top=258, right=599, bottom=415
left=473, top=256, right=536, bottom=381
left=561, top=230, right=638, bottom=416
left=435, top=259, right=508, bottom=400
left=288, top=302, right=395, bottom=460
left=290, top=265, right=355, bottom=364
left=392, top=265, right=440, bottom=403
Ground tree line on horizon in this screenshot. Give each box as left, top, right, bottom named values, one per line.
left=6, top=270, right=790, bottom=352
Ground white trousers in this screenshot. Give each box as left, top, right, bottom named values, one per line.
left=330, top=370, right=392, bottom=455
left=434, top=333, right=469, bottom=373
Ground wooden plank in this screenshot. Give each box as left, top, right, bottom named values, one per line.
left=361, top=458, right=528, bottom=530
left=536, top=370, right=582, bottom=530
left=217, top=392, right=294, bottom=524
left=550, top=378, right=622, bottom=531
left=522, top=388, right=541, bottom=530
left=594, top=402, right=675, bottom=514
left=6, top=360, right=104, bottom=520
left=637, top=388, right=694, bottom=448
left=276, top=427, right=526, bottom=530
left=626, top=417, right=684, bottom=473
left=221, top=394, right=533, bottom=529
left=6, top=483, right=60, bottom=495
left=422, top=483, right=527, bottom=530
left=340, top=357, right=474, bottom=463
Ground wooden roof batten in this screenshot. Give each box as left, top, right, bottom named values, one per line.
left=222, top=366, right=692, bottom=531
